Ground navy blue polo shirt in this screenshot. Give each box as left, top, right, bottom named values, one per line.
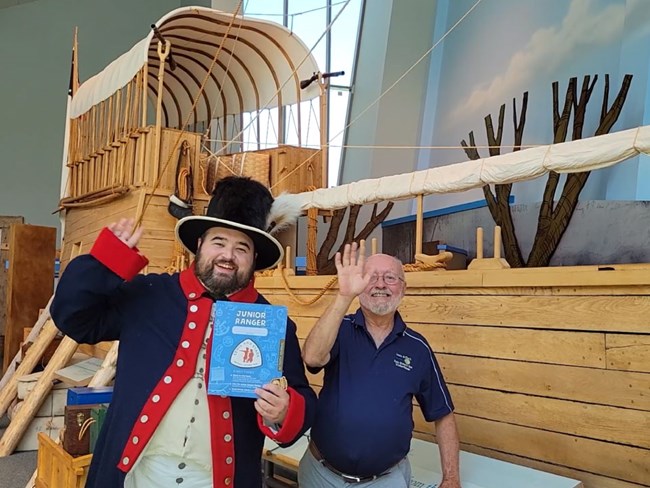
left=310, top=309, right=454, bottom=477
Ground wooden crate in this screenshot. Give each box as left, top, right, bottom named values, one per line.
left=3, top=224, right=56, bottom=372
left=268, top=145, right=322, bottom=195
left=0, top=216, right=24, bottom=336
left=36, top=432, right=91, bottom=488
left=198, top=145, right=322, bottom=197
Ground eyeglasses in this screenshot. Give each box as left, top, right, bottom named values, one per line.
left=368, top=273, right=404, bottom=286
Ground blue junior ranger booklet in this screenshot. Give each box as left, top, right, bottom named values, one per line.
left=207, top=301, right=288, bottom=398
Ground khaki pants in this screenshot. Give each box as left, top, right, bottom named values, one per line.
left=298, top=448, right=411, bottom=487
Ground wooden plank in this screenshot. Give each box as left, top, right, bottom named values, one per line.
left=293, top=316, right=318, bottom=340
left=77, top=341, right=113, bottom=360
left=415, top=323, right=605, bottom=368
left=60, top=190, right=143, bottom=268
left=437, top=354, right=650, bottom=411
left=407, top=284, right=650, bottom=296
left=482, top=264, right=650, bottom=288
left=0, top=319, right=59, bottom=418
left=88, top=341, right=118, bottom=387
left=54, top=357, right=103, bottom=386
left=414, top=413, right=650, bottom=485
left=261, top=277, right=650, bottom=298
left=606, top=334, right=650, bottom=373
left=0, top=297, right=53, bottom=394
left=3, top=224, right=56, bottom=372
left=257, top=265, right=650, bottom=292
left=447, top=385, right=650, bottom=449
left=398, top=295, right=650, bottom=333
left=0, top=336, right=78, bottom=456
left=255, top=292, right=355, bottom=319
left=463, top=444, right=648, bottom=488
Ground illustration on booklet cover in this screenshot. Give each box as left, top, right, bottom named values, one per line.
left=208, top=301, right=287, bottom=398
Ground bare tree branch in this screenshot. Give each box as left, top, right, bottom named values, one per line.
left=343, top=205, right=361, bottom=244
left=316, top=208, right=346, bottom=272
left=528, top=74, right=633, bottom=266
left=352, top=202, right=394, bottom=244
left=513, top=92, right=528, bottom=149
left=317, top=203, right=395, bottom=274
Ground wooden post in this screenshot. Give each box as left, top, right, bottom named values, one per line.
left=285, top=246, right=291, bottom=270
left=0, top=319, right=58, bottom=418
left=467, top=226, right=510, bottom=270
left=306, top=207, right=318, bottom=275
left=137, top=65, right=148, bottom=184
left=415, top=194, right=424, bottom=256
left=318, top=74, right=328, bottom=189
left=494, top=225, right=502, bottom=259
left=0, top=336, right=79, bottom=456
left=88, top=341, right=118, bottom=387
left=153, top=41, right=171, bottom=185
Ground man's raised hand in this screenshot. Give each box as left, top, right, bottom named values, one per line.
left=108, top=218, right=144, bottom=249
left=335, top=241, right=371, bottom=298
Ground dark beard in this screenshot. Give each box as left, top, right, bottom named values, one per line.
left=195, top=256, right=254, bottom=298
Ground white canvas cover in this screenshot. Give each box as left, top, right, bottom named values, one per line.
left=290, top=125, right=650, bottom=210
left=69, top=7, right=321, bottom=126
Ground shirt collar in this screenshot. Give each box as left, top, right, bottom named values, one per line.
left=179, top=262, right=259, bottom=303
left=352, top=308, right=406, bottom=337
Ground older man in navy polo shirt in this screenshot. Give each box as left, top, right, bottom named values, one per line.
left=299, top=241, right=460, bottom=488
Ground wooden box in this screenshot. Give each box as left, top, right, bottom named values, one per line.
left=62, top=405, right=93, bottom=456
left=268, top=145, right=322, bottom=196
left=36, top=432, right=91, bottom=488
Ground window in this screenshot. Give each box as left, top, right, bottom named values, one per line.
left=242, top=0, right=363, bottom=187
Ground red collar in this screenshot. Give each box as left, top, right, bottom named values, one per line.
left=179, top=263, right=259, bottom=303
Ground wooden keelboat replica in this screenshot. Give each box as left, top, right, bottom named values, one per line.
left=5, top=6, right=650, bottom=488
left=58, top=7, right=326, bottom=272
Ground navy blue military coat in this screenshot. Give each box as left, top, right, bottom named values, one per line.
left=51, top=229, right=316, bottom=487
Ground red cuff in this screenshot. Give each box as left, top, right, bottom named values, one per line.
left=90, top=228, right=149, bottom=281
left=257, top=386, right=305, bottom=444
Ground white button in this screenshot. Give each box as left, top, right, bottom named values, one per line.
left=132, top=436, right=139, bottom=445
left=164, top=376, right=172, bottom=384
left=188, top=322, right=197, bottom=330
left=176, top=359, right=184, bottom=367
left=225, top=456, right=233, bottom=465
left=182, top=341, right=190, bottom=349
left=220, top=395, right=227, bottom=399
left=222, top=411, right=230, bottom=419
left=123, top=457, right=130, bottom=465
left=224, top=434, right=232, bottom=442
left=152, top=395, right=160, bottom=403
left=224, top=478, right=231, bottom=485
left=140, top=415, right=149, bottom=423
left=190, top=305, right=198, bottom=312
left=189, top=292, right=196, bottom=298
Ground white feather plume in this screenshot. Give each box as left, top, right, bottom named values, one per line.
left=266, top=192, right=303, bottom=235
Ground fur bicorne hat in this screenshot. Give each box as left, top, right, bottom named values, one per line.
left=175, top=176, right=301, bottom=270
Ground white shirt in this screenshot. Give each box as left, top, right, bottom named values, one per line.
left=125, top=324, right=213, bottom=488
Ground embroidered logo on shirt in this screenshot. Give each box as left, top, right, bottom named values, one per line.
left=230, top=339, right=262, bottom=368
left=394, top=353, right=413, bottom=371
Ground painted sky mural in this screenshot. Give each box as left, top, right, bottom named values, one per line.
left=420, top=0, right=650, bottom=207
